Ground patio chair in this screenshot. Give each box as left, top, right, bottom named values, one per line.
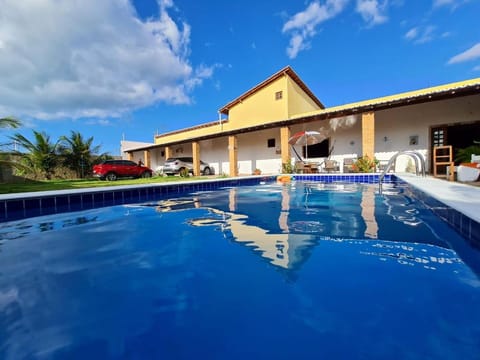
left=343, top=158, right=356, bottom=173
left=323, top=159, right=339, bottom=173
left=295, top=161, right=306, bottom=174
left=306, top=162, right=319, bottom=173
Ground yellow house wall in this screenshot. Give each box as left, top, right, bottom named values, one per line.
left=155, top=74, right=322, bottom=146
left=155, top=75, right=300, bottom=145
left=287, top=77, right=322, bottom=117
left=226, top=76, right=288, bottom=129
left=155, top=123, right=224, bottom=145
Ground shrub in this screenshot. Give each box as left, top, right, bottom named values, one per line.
left=352, top=155, right=379, bottom=173
left=455, top=141, right=480, bottom=163
left=282, top=162, right=294, bottom=174
left=179, top=168, right=190, bottom=177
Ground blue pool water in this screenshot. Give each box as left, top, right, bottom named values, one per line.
left=0, top=181, right=479, bottom=359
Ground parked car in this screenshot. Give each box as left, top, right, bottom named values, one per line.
left=163, top=157, right=214, bottom=176
left=92, top=160, right=153, bottom=181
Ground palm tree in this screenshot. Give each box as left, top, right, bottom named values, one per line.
left=0, top=116, right=21, bottom=129
left=10, top=131, right=61, bottom=180
left=0, top=117, right=22, bottom=180
left=59, top=131, right=109, bottom=178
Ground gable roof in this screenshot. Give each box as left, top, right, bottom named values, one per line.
left=219, top=66, right=324, bottom=115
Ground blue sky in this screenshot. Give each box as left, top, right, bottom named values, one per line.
left=0, top=0, right=479, bottom=155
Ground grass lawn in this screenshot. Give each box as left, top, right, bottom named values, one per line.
left=0, top=175, right=221, bottom=194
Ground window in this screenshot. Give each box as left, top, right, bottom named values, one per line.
left=275, top=91, right=283, bottom=100
left=303, top=139, right=330, bottom=158
left=267, top=138, right=276, bottom=148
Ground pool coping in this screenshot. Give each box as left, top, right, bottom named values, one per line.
left=396, top=174, right=480, bottom=223
left=396, top=174, right=480, bottom=245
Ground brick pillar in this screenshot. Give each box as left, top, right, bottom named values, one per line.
left=362, top=112, right=375, bottom=159
left=143, top=150, right=150, bottom=168
left=192, top=141, right=200, bottom=176
left=228, top=135, right=238, bottom=177
left=165, top=146, right=172, bottom=160
left=280, top=126, right=291, bottom=169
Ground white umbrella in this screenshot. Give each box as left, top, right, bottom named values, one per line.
left=288, top=130, right=327, bottom=159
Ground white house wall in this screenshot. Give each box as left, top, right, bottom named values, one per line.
left=201, top=138, right=228, bottom=175
left=133, top=94, right=480, bottom=175
left=237, top=129, right=283, bottom=174
left=373, top=94, right=480, bottom=171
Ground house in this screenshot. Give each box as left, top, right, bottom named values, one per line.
left=122, top=66, right=480, bottom=176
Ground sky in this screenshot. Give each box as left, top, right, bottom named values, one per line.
left=0, top=0, right=479, bottom=156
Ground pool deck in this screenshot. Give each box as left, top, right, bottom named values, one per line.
left=397, top=174, right=480, bottom=223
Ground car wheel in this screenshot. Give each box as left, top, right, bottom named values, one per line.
left=203, top=167, right=211, bottom=176
left=142, top=171, right=152, bottom=178
left=105, top=172, right=117, bottom=181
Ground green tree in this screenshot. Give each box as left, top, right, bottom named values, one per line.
left=59, top=131, right=108, bottom=178
left=10, top=131, right=61, bottom=180
left=0, top=116, right=21, bottom=129
left=0, top=117, right=23, bottom=175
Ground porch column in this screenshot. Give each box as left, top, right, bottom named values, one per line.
left=192, top=141, right=201, bottom=176
left=228, top=135, right=238, bottom=177
left=362, top=112, right=375, bottom=159
left=127, top=152, right=133, bottom=161
left=280, top=126, right=291, bottom=168
left=143, top=150, right=151, bottom=168
left=165, top=146, right=172, bottom=160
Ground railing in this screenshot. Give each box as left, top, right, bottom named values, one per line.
left=379, top=151, right=426, bottom=193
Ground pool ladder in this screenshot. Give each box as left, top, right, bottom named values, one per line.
left=379, top=151, right=426, bottom=194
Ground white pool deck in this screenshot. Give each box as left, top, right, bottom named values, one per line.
left=397, top=174, right=480, bottom=223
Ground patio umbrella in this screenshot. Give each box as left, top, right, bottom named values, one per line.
left=288, top=130, right=326, bottom=159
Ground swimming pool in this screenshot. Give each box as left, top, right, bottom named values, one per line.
left=0, top=180, right=479, bottom=359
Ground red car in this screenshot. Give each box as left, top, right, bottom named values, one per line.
left=93, top=160, right=153, bottom=181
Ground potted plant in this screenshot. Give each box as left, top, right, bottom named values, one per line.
left=352, top=155, right=379, bottom=173
left=282, top=162, right=294, bottom=174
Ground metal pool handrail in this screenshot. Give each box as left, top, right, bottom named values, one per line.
left=379, top=151, right=426, bottom=193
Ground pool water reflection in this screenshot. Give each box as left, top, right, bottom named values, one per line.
left=0, top=182, right=479, bottom=359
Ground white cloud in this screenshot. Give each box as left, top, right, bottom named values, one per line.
left=404, top=25, right=436, bottom=44
left=448, top=43, right=480, bottom=64
left=0, top=0, right=213, bottom=120
left=282, top=0, right=391, bottom=58
left=282, top=0, right=349, bottom=59
left=433, top=0, right=457, bottom=7
left=356, top=0, right=388, bottom=26
left=433, top=0, right=455, bottom=6
left=433, top=0, right=469, bottom=9
left=405, top=28, right=418, bottom=40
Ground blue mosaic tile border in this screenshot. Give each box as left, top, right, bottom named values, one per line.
left=0, top=177, right=271, bottom=222
left=292, top=173, right=394, bottom=184
left=402, top=181, right=480, bottom=249
left=0, top=174, right=390, bottom=222
left=1, top=173, right=477, bottom=249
